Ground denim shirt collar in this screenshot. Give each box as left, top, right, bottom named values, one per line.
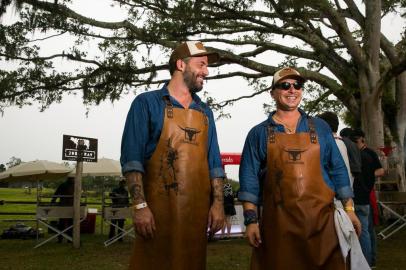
left=267, top=108, right=307, bottom=125
left=266, top=108, right=312, bottom=133
left=159, top=83, right=203, bottom=109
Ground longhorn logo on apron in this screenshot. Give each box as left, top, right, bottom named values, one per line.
left=178, top=125, right=200, bottom=145
left=284, top=148, right=307, bottom=164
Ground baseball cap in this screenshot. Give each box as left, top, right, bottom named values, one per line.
left=350, top=128, right=365, bottom=141
left=340, top=127, right=353, bottom=138
left=271, top=67, right=305, bottom=88
left=169, top=41, right=219, bottom=64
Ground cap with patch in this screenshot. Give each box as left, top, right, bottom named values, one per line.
left=272, top=67, right=305, bottom=88
left=169, top=41, right=219, bottom=64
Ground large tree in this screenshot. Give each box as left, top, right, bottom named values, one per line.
left=1, top=0, right=406, bottom=189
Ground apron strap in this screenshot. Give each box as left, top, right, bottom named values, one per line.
left=307, top=117, right=317, bottom=144
left=163, top=96, right=174, bottom=119
left=162, top=96, right=208, bottom=125
left=267, top=125, right=277, bottom=143
left=267, top=115, right=318, bottom=144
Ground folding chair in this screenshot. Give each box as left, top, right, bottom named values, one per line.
left=103, top=206, right=134, bottom=247
left=377, top=192, right=406, bottom=240
left=35, top=205, right=87, bottom=248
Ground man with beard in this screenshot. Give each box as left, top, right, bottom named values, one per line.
left=239, top=67, right=361, bottom=269
left=121, top=41, right=225, bottom=270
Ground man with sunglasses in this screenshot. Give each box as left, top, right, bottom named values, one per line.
left=239, top=67, right=360, bottom=269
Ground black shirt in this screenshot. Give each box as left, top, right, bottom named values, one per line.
left=51, top=179, right=74, bottom=206
left=341, top=137, right=362, bottom=174
left=353, top=147, right=382, bottom=205
left=110, top=186, right=129, bottom=207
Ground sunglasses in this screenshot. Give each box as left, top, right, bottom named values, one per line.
left=274, top=81, right=304, bottom=90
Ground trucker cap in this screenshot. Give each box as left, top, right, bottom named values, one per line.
left=169, top=41, right=219, bottom=64
left=271, top=67, right=305, bottom=88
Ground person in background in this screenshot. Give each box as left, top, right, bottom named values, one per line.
left=221, top=180, right=236, bottom=240
left=318, top=112, right=353, bottom=188
left=239, top=67, right=360, bottom=269
left=369, top=149, right=387, bottom=268
left=340, top=127, right=363, bottom=190
left=51, top=176, right=74, bottom=243
left=350, top=128, right=385, bottom=267
left=108, top=179, right=129, bottom=241
left=121, top=41, right=225, bottom=270
left=369, top=188, right=379, bottom=268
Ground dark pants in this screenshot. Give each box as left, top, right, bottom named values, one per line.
left=369, top=204, right=377, bottom=266
left=109, top=219, right=125, bottom=241
left=57, top=218, right=73, bottom=243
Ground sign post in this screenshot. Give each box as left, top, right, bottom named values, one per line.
left=62, top=135, right=98, bottom=248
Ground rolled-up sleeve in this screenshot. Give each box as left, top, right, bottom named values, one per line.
left=120, top=96, right=149, bottom=174
left=238, top=125, right=266, bottom=205
left=206, top=109, right=225, bottom=179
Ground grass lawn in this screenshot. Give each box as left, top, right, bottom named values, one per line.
left=0, top=231, right=405, bottom=270
left=1, top=188, right=406, bottom=269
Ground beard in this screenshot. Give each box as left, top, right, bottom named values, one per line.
left=183, top=67, right=203, bottom=94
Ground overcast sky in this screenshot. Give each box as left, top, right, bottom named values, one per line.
left=0, top=0, right=276, bottom=180
left=0, top=1, right=404, bottom=180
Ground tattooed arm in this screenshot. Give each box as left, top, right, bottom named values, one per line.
left=341, top=197, right=361, bottom=236
left=127, top=171, right=146, bottom=204
left=207, top=178, right=225, bottom=235
left=212, top=178, right=224, bottom=205
left=126, top=171, right=156, bottom=239
left=243, top=202, right=261, bottom=247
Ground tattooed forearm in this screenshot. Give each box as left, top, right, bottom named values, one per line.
left=212, top=178, right=224, bottom=204
left=126, top=172, right=146, bottom=204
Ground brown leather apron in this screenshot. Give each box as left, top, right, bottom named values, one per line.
left=129, top=97, right=211, bottom=270
left=251, top=120, right=346, bottom=270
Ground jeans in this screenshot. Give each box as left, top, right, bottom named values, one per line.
left=355, top=204, right=372, bottom=265
left=369, top=204, right=377, bottom=266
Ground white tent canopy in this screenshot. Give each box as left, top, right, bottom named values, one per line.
left=0, top=160, right=71, bottom=182
left=68, top=158, right=122, bottom=177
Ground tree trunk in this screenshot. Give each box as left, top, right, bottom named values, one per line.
left=394, top=73, right=406, bottom=191
left=361, top=95, right=385, bottom=149
left=359, top=70, right=385, bottom=152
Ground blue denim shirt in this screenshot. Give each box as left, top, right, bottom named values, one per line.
left=238, top=109, right=353, bottom=205
left=120, top=85, right=225, bottom=180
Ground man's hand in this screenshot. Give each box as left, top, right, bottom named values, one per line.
left=346, top=211, right=361, bottom=236
left=245, top=223, right=261, bottom=248
left=132, top=207, right=156, bottom=239
left=208, top=178, right=225, bottom=236
left=341, top=198, right=361, bottom=236
left=207, top=202, right=224, bottom=236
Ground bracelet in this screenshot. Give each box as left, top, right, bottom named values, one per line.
left=243, top=209, right=258, bottom=226
left=344, top=206, right=355, bottom=212
left=133, top=202, right=148, bottom=210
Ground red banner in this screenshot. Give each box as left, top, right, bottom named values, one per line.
left=221, top=153, right=242, bottom=166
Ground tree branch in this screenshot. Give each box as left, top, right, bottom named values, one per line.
left=217, top=87, right=271, bottom=108
left=0, top=53, right=103, bottom=66
left=27, top=31, right=68, bottom=43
